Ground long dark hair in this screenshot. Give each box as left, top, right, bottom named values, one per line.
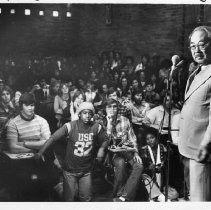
left=57, top=83, right=69, bottom=97
left=0, top=85, right=13, bottom=102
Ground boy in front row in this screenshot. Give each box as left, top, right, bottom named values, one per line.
left=34, top=102, right=109, bottom=201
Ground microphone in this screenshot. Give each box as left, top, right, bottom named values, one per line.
left=171, top=55, right=180, bottom=70
left=170, top=55, right=184, bottom=77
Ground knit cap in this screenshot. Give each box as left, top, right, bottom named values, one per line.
left=77, top=102, right=95, bottom=114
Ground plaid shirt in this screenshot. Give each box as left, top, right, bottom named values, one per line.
left=108, top=115, right=138, bottom=152
left=118, top=103, right=132, bottom=122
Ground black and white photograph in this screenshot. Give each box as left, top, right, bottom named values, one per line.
left=0, top=0, right=211, bottom=209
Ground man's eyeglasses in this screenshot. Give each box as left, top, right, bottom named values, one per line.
left=189, top=42, right=210, bottom=51
left=106, top=104, right=117, bottom=109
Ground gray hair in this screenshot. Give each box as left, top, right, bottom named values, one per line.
left=189, top=26, right=211, bottom=43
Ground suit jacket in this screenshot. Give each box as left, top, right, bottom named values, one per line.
left=178, top=64, right=211, bottom=160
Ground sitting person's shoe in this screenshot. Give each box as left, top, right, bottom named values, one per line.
left=113, top=196, right=126, bottom=202
left=157, top=194, right=171, bottom=202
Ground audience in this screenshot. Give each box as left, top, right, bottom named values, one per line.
left=0, top=50, right=190, bottom=202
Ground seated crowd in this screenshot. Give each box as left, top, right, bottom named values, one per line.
left=0, top=51, right=190, bottom=202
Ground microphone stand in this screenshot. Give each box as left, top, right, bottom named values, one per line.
left=164, top=66, right=174, bottom=202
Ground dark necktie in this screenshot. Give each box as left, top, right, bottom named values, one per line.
left=186, top=66, right=201, bottom=93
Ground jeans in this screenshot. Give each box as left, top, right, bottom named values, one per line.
left=63, top=170, right=92, bottom=201
left=112, top=154, right=143, bottom=201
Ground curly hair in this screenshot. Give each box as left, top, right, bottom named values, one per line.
left=0, top=85, right=13, bottom=99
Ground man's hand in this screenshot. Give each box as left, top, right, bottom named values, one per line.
left=94, top=101, right=102, bottom=107
left=149, top=163, right=156, bottom=171
left=96, top=156, right=104, bottom=163
left=106, top=113, right=113, bottom=123
left=155, top=164, right=162, bottom=173
left=106, top=114, right=113, bottom=134
left=96, top=147, right=105, bottom=163
left=62, top=101, right=67, bottom=109
left=197, top=143, right=211, bottom=163
left=54, top=158, right=62, bottom=169
left=133, top=153, right=142, bottom=164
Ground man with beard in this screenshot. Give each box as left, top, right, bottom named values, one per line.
left=130, top=90, right=150, bottom=123
left=144, top=82, right=160, bottom=109
left=128, top=90, right=151, bottom=147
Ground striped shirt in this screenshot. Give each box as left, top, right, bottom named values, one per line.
left=7, top=114, right=51, bottom=143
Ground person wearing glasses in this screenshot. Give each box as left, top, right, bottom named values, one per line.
left=178, top=26, right=211, bottom=201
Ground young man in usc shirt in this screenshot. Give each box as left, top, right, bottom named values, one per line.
left=34, top=102, right=109, bottom=201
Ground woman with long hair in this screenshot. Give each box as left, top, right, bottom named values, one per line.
left=54, top=83, right=71, bottom=127
left=119, top=77, right=130, bottom=97
left=0, top=85, right=15, bottom=150
left=130, top=78, right=141, bottom=95
left=84, top=81, right=97, bottom=103
left=70, top=90, right=85, bottom=121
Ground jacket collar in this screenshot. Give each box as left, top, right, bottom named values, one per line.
left=185, top=64, right=211, bottom=102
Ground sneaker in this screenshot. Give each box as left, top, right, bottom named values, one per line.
left=113, top=197, right=125, bottom=202
left=157, top=194, right=171, bottom=202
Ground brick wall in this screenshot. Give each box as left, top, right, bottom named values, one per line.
left=77, top=4, right=185, bottom=59
left=0, top=4, right=208, bottom=61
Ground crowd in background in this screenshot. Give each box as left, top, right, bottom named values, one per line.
left=0, top=50, right=196, bottom=201
left=0, top=51, right=192, bottom=95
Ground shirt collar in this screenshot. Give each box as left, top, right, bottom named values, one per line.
left=20, top=111, right=35, bottom=121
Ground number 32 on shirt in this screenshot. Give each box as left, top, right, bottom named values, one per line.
left=74, top=133, right=94, bottom=157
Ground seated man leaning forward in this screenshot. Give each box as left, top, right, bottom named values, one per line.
left=5, top=92, right=57, bottom=201
left=7, top=92, right=51, bottom=154
left=105, top=98, right=143, bottom=202
left=34, top=102, right=109, bottom=202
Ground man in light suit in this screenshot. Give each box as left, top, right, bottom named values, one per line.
left=178, top=26, right=211, bottom=201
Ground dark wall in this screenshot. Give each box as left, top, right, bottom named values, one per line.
left=0, top=4, right=208, bottom=59
left=0, top=4, right=79, bottom=56
left=77, top=4, right=186, bottom=59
